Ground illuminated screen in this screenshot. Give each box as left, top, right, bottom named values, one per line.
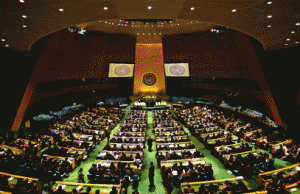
left=164, top=63, right=190, bottom=77
left=108, top=63, right=134, bottom=77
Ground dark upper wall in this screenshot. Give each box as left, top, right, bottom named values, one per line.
left=162, top=30, right=275, bottom=119
left=31, top=30, right=136, bottom=83
left=10, top=31, right=136, bottom=131
left=0, top=36, right=46, bottom=131
left=250, top=37, right=300, bottom=132
left=27, top=30, right=136, bottom=106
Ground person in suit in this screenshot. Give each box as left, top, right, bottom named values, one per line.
left=148, top=135, right=153, bottom=152
left=149, top=161, right=155, bottom=187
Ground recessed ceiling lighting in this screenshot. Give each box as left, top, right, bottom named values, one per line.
left=23, top=25, right=27, bottom=28
left=59, top=8, right=64, bottom=11
left=296, top=42, right=299, bottom=44
left=1, top=39, right=5, bottom=42
left=148, top=6, right=152, bottom=9
left=125, top=24, right=127, bottom=26
left=22, top=15, right=27, bottom=18
left=232, top=9, right=236, bottom=12
left=267, top=15, right=272, bottom=18
left=103, top=7, right=108, bottom=10
left=191, top=7, right=195, bottom=10
left=287, top=39, right=290, bottom=41
left=159, top=33, right=161, bottom=35
left=20, top=0, right=25, bottom=3
left=119, top=20, right=121, bottom=22
left=267, top=25, right=272, bottom=27
left=291, top=31, right=295, bottom=33
left=137, top=33, right=139, bottom=35
left=296, top=23, right=300, bottom=25
left=267, top=1, right=272, bottom=4
left=285, top=44, right=288, bottom=45
left=99, top=21, right=101, bottom=22
left=5, top=44, right=9, bottom=47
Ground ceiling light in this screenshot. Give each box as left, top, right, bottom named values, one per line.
left=104, top=7, right=108, bottom=10
left=20, top=0, right=25, bottom=2
left=137, top=33, right=139, bottom=35
left=59, top=8, right=64, bottom=12
left=285, top=44, right=288, bottom=45
left=143, top=33, right=145, bottom=35
left=211, top=29, right=214, bottom=32
left=105, top=21, right=107, bottom=23
left=287, top=39, right=290, bottom=41
left=112, top=23, right=114, bottom=25
left=121, top=24, right=123, bottom=26
left=149, top=33, right=150, bottom=35
left=267, top=15, right=272, bottom=18
left=267, top=1, right=272, bottom=4
left=118, top=24, right=120, bottom=25
left=296, top=42, right=299, bottom=44
left=126, top=21, right=129, bottom=23
left=99, top=21, right=101, bottom=22
left=23, top=25, right=27, bottom=28
left=5, top=44, right=9, bottom=47
left=267, top=25, right=272, bottom=27
left=191, top=7, right=195, bottom=10
left=119, top=20, right=121, bottom=22
left=232, top=9, right=236, bottom=12
left=296, top=23, right=300, bottom=26
left=125, top=24, right=127, bottom=26
left=148, top=6, right=152, bottom=9
left=159, top=33, right=161, bottom=35
left=22, top=15, right=27, bottom=18
left=154, top=33, right=156, bottom=35
left=1, top=39, right=5, bottom=42
left=291, top=31, right=295, bottom=33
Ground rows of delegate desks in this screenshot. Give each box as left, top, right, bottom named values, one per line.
left=49, top=108, right=126, bottom=193
left=52, top=110, right=147, bottom=193
left=174, top=107, right=264, bottom=193
left=153, top=109, right=212, bottom=183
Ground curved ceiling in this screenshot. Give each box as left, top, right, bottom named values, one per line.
left=0, top=0, right=299, bottom=51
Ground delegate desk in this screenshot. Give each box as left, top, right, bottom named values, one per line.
left=53, top=181, right=121, bottom=194
left=161, top=158, right=207, bottom=169
left=58, top=147, right=87, bottom=158
left=258, top=163, right=300, bottom=186
left=155, top=131, right=186, bottom=136
left=0, top=145, right=23, bottom=156
left=214, top=142, right=246, bottom=156
left=110, top=137, right=145, bottom=143
left=223, top=150, right=261, bottom=169
left=243, top=129, right=263, bottom=139
left=180, top=177, right=251, bottom=193
left=0, top=171, right=41, bottom=194
left=156, top=136, right=190, bottom=143
left=94, top=160, right=142, bottom=171
left=200, top=130, right=227, bottom=141
left=206, top=136, right=238, bottom=149
left=271, top=139, right=293, bottom=154
left=113, top=132, right=145, bottom=137
left=157, top=142, right=194, bottom=150
left=108, top=143, right=144, bottom=149
left=195, top=126, right=219, bottom=133
left=43, top=154, right=76, bottom=169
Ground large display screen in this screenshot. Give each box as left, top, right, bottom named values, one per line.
left=164, top=63, right=190, bottom=77
left=108, top=63, right=134, bottom=77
